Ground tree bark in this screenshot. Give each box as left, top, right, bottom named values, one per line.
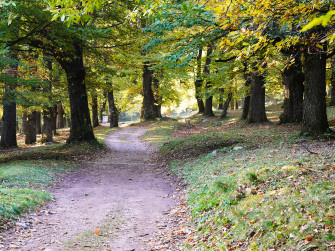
left=221, top=92, right=233, bottom=119
left=1, top=51, right=18, bottom=148
left=246, top=72, right=268, bottom=123
left=195, top=48, right=205, bottom=113
left=141, top=61, right=157, bottom=120
left=41, top=54, right=53, bottom=142
left=203, top=44, right=215, bottom=117
left=56, top=101, right=65, bottom=129
left=218, top=88, right=224, bottom=110
left=25, top=111, right=37, bottom=144
left=42, top=108, right=53, bottom=142
left=91, top=91, right=99, bottom=127
left=279, top=52, right=304, bottom=124
left=230, top=97, right=235, bottom=110
left=52, top=105, right=57, bottom=135
left=301, top=44, right=329, bottom=136
left=108, top=89, right=118, bottom=128
left=241, top=96, right=250, bottom=120
left=57, top=40, right=95, bottom=143
left=235, top=101, right=239, bottom=110
left=330, top=57, right=335, bottom=106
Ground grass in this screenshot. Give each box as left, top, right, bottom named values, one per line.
left=143, top=106, right=335, bottom=250
left=0, top=125, right=114, bottom=227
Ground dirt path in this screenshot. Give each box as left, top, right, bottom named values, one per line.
left=2, top=127, right=179, bottom=250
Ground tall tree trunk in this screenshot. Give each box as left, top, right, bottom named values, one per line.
left=25, top=111, right=37, bottom=144
left=57, top=40, right=95, bottom=143
left=221, top=92, right=233, bottom=119
left=141, top=61, right=156, bottom=120
left=36, top=111, right=42, bottom=134
left=330, top=57, right=335, bottom=106
left=195, top=48, right=205, bottom=113
left=91, top=92, right=99, bottom=127
left=241, top=96, right=250, bottom=120
left=42, top=108, right=53, bottom=142
left=230, top=96, right=235, bottom=110
left=52, top=105, right=57, bottom=135
left=235, top=101, right=239, bottom=110
left=203, top=44, right=215, bottom=117
left=56, top=101, right=65, bottom=129
left=1, top=51, right=18, bottom=148
left=279, top=52, right=304, bottom=124
left=108, top=89, right=118, bottom=128
left=301, top=43, right=329, bottom=136
left=218, top=88, right=224, bottom=110
left=246, top=72, right=268, bottom=123
left=41, top=54, right=53, bottom=142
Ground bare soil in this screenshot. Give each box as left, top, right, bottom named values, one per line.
left=2, top=127, right=180, bottom=251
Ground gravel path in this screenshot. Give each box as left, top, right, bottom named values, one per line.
left=2, top=127, right=178, bottom=250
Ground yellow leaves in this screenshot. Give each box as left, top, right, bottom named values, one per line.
left=302, top=10, right=335, bottom=32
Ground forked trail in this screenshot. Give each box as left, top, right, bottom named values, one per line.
left=2, top=127, right=177, bottom=250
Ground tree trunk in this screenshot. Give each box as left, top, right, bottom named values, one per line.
left=108, top=89, right=118, bottom=128
left=1, top=51, right=18, bottom=148
left=301, top=44, right=329, bottom=136
left=195, top=48, right=205, bottom=113
left=25, top=111, right=37, bottom=144
left=36, top=111, right=42, bottom=134
left=218, top=88, right=224, bottom=110
left=235, top=101, right=239, bottom=110
left=52, top=105, right=57, bottom=135
left=221, top=92, right=233, bottom=119
left=203, top=44, right=215, bottom=117
left=330, top=57, right=335, bottom=106
left=241, top=96, right=250, bottom=120
left=246, top=72, right=268, bottom=123
left=91, top=92, right=99, bottom=127
left=57, top=40, right=95, bottom=143
left=42, top=108, right=53, bottom=142
left=141, top=61, right=157, bottom=120
left=279, top=53, right=304, bottom=124
left=56, top=101, right=65, bottom=129
left=41, top=53, right=53, bottom=142
left=230, top=97, right=235, bottom=110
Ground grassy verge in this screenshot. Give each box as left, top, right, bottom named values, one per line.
left=145, top=110, right=335, bottom=250
left=0, top=125, right=114, bottom=227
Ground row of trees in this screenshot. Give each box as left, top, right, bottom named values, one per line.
left=0, top=0, right=334, bottom=149
left=143, top=0, right=335, bottom=137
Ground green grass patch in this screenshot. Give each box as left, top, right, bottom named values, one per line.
left=171, top=142, right=335, bottom=250
left=0, top=187, right=51, bottom=221
left=0, top=160, right=76, bottom=224
left=142, top=120, right=179, bottom=146
left=149, top=111, right=335, bottom=250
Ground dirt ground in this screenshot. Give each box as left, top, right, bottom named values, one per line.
left=1, top=127, right=182, bottom=250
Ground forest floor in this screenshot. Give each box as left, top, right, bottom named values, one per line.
left=1, top=127, right=184, bottom=250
